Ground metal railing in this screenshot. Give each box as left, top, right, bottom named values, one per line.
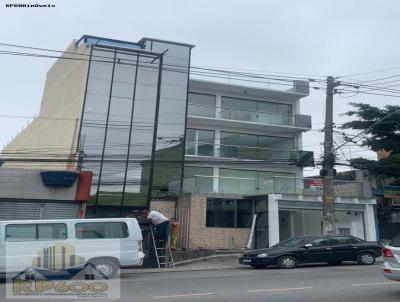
left=264, top=176, right=365, bottom=199
left=187, top=103, right=312, bottom=128
left=185, top=142, right=314, bottom=165
left=177, top=175, right=364, bottom=198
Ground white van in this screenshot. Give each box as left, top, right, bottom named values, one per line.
left=0, top=218, right=144, bottom=278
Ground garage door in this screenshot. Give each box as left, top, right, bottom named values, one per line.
left=0, top=199, right=79, bottom=220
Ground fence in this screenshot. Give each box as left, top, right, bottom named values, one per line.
left=150, top=206, right=190, bottom=250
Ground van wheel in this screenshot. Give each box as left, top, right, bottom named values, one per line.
left=357, top=253, right=375, bottom=265
left=86, top=259, right=119, bottom=279
left=277, top=255, right=297, bottom=269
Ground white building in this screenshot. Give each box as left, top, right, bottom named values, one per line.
left=171, top=79, right=377, bottom=249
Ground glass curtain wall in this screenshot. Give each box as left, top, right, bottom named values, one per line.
left=187, top=93, right=216, bottom=118
left=144, top=41, right=192, bottom=198
left=185, top=128, right=214, bottom=156
left=219, top=168, right=295, bottom=195
left=220, top=132, right=294, bottom=161
left=221, top=96, right=292, bottom=126
left=79, top=47, right=162, bottom=217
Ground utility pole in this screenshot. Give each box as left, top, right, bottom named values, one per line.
left=321, top=76, right=338, bottom=235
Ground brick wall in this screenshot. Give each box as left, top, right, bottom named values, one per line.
left=150, top=200, right=176, bottom=218
left=178, top=194, right=250, bottom=250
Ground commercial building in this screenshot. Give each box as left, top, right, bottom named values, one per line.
left=1, top=35, right=377, bottom=249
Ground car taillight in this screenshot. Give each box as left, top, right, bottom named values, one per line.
left=384, top=268, right=392, bottom=274
left=138, top=240, right=143, bottom=252
left=383, top=247, right=394, bottom=258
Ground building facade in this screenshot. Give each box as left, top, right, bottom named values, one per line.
left=2, top=35, right=193, bottom=217
left=1, top=35, right=377, bottom=249
left=172, top=80, right=377, bottom=249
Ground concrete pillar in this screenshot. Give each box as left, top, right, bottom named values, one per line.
left=268, top=194, right=281, bottom=246
left=212, top=167, right=219, bottom=193
left=215, top=93, right=222, bottom=119
left=214, top=129, right=221, bottom=158
left=364, top=203, right=377, bottom=241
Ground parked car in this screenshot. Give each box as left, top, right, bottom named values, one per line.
left=239, top=235, right=381, bottom=269
left=0, top=218, right=145, bottom=278
left=382, top=234, right=400, bottom=281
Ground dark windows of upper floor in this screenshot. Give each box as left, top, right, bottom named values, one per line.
left=188, top=92, right=216, bottom=118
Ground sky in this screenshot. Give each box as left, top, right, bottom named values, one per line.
left=1, top=0, right=400, bottom=176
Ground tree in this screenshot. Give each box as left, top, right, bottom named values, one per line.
left=341, top=103, right=400, bottom=178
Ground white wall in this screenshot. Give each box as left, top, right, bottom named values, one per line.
left=287, top=209, right=366, bottom=239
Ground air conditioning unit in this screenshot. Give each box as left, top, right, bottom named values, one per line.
left=293, top=80, right=310, bottom=95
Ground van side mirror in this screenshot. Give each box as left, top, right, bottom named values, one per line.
left=304, top=243, right=313, bottom=248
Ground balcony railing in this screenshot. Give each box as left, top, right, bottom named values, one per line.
left=185, top=143, right=314, bottom=166
left=187, top=103, right=312, bottom=129
left=178, top=175, right=364, bottom=198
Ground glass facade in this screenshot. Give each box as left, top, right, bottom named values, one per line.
left=183, top=166, right=213, bottom=193
left=220, top=132, right=294, bottom=161
left=79, top=38, right=192, bottom=217
left=185, top=128, right=214, bottom=156
left=221, top=96, right=292, bottom=125
left=143, top=41, right=192, bottom=199
left=188, top=93, right=216, bottom=118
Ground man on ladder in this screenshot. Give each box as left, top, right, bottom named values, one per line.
left=142, top=210, right=170, bottom=241
left=141, top=210, right=174, bottom=268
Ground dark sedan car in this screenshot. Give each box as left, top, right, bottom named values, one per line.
left=239, top=235, right=381, bottom=269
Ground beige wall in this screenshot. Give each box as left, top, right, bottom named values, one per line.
left=178, top=194, right=250, bottom=250
left=150, top=199, right=176, bottom=218
left=2, top=41, right=90, bottom=170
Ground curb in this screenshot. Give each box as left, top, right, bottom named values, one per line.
left=123, top=266, right=241, bottom=275
left=174, top=253, right=242, bottom=266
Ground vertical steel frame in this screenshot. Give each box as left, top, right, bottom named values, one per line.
left=146, top=55, right=164, bottom=210
left=93, top=50, right=117, bottom=217
left=120, top=54, right=140, bottom=215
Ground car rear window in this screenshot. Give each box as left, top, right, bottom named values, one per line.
left=389, top=235, right=400, bottom=247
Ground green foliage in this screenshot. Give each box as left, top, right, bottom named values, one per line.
left=341, top=103, right=400, bottom=177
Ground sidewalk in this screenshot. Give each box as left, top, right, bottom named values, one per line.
left=123, top=254, right=384, bottom=275
left=124, top=254, right=242, bottom=274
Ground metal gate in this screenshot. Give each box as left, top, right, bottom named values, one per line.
left=0, top=199, right=79, bottom=220
left=254, top=196, right=269, bottom=249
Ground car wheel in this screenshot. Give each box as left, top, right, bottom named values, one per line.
left=357, top=253, right=375, bottom=265
left=277, top=255, right=298, bottom=269
left=251, top=264, right=267, bottom=269
left=86, top=259, right=120, bottom=279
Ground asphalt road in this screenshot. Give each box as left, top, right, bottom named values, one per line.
left=1, top=263, right=399, bottom=301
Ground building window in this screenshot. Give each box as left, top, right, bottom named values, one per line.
left=206, top=198, right=253, bottom=228
left=188, top=93, right=216, bottom=118
left=220, top=131, right=294, bottom=160
left=221, top=96, right=292, bottom=126
left=185, top=129, right=214, bottom=156
left=75, top=222, right=129, bottom=239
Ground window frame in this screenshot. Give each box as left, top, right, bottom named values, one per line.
left=75, top=221, right=130, bottom=240
left=188, top=92, right=216, bottom=118
left=206, top=198, right=253, bottom=229
left=185, top=128, right=215, bottom=157
left=5, top=223, right=68, bottom=242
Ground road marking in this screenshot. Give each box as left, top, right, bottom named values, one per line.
left=153, top=293, right=217, bottom=299
left=351, top=282, right=398, bottom=287
left=248, top=286, right=312, bottom=293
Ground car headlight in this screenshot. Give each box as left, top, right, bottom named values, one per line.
left=257, top=253, right=268, bottom=258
